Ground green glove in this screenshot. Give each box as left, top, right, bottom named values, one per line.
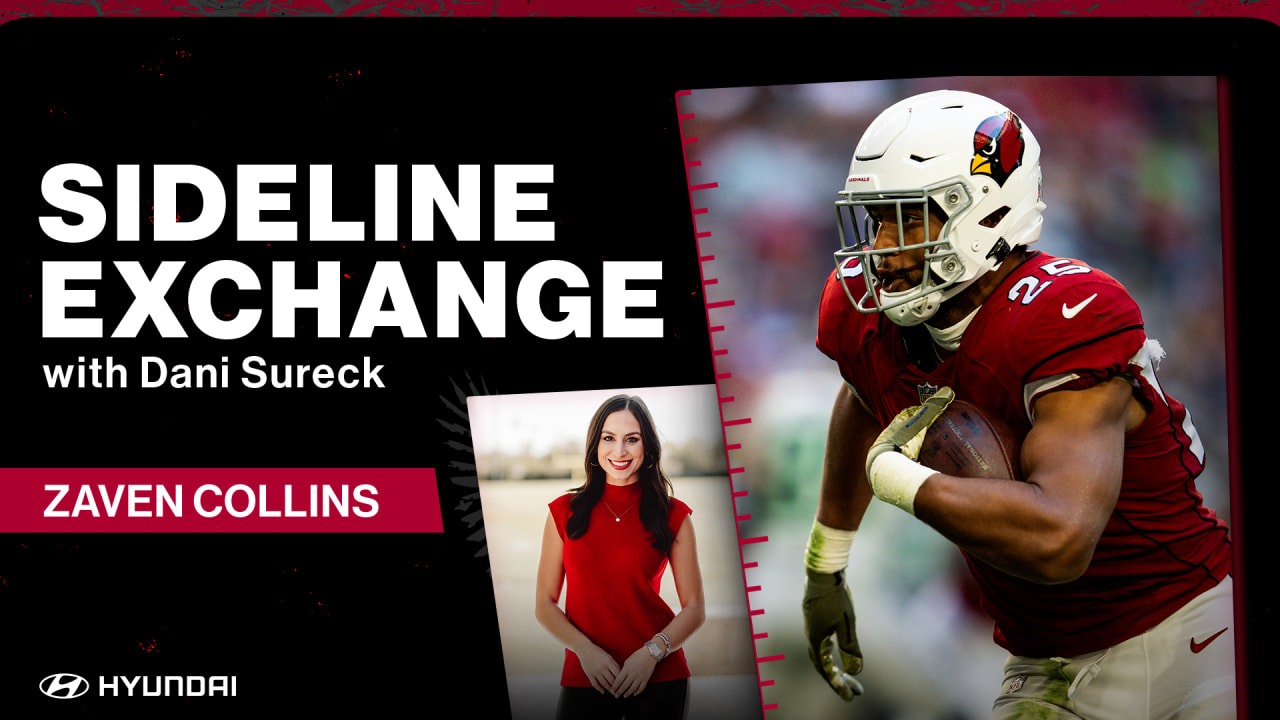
left=802, top=567, right=864, bottom=700
left=865, top=386, right=955, bottom=478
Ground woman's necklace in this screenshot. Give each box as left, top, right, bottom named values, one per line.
left=604, top=500, right=637, bottom=522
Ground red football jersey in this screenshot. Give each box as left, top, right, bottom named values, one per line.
left=816, top=250, right=1231, bottom=657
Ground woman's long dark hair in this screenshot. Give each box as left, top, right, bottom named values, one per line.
left=565, top=394, right=676, bottom=555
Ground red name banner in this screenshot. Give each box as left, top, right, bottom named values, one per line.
left=1, top=468, right=442, bottom=533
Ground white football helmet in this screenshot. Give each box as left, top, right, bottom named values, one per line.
left=834, top=90, right=1045, bottom=326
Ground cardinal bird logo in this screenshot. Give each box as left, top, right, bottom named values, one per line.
left=971, top=111, right=1025, bottom=187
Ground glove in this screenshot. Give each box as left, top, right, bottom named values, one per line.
left=802, top=567, right=864, bottom=700
left=865, top=387, right=954, bottom=514
left=865, top=386, right=955, bottom=475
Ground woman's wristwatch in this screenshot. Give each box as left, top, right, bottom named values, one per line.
left=644, top=632, right=672, bottom=661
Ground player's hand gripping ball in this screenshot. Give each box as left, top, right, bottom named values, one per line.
left=802, top=568, right=864, bottom=700
left=865, top=387, right=955, bottom=511
left=866, top=387, right=956, bottom=472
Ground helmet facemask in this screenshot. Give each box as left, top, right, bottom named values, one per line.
left=835, top=179, right=984, bottom=327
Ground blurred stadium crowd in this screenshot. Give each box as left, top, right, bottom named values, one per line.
left=680, top=77, right=1230, bottom=720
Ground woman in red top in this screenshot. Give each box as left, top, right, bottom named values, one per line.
left=535, top=394, right=707, bottom=720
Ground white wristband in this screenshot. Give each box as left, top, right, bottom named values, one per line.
left=868, top=451, right=936, bottom=516
left=804, top=519, right=856, bottom=574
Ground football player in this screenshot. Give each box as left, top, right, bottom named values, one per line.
left=803, top=90, right=1234, bottom=719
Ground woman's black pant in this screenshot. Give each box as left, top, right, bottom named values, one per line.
left=555, top=678, right=689, bottom=720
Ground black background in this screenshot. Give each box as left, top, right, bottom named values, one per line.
left=2, top=17, right=1274, bottom=717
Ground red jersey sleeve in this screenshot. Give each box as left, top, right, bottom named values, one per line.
left=816, top=268, right=846, bottom=362
left=817, top=267, right=877, bottom=364
left=998, top=256, right=1147, bottom=417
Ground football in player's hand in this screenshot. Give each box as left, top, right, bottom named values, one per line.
left=918, top=401, right=1024, bottom=482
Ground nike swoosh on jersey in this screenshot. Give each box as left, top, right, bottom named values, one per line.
left=1062, top=293, right=1099, bottom=319
left=1189, top=627, right=1228, bottom=653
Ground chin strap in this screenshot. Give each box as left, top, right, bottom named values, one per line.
left=986, top=237, right=1011, bottom=263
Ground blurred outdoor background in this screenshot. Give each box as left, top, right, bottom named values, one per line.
left=678, top=77, right=1230, bottom=720
left=469, top=384, right=763, bottom=720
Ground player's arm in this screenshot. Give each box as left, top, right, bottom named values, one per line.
left=802, top=382, right=882, bottom=700
left=817, top=383, right=880, bottom=533
left=534, top=512, right=621, bottom=693
left=910, top=376, right=1139, bottom=584
left=610, top=516, right=705, bottom=698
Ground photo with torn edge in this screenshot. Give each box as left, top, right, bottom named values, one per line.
left=470, top=384, right=763, bottom=720
left=678, top=77, right=1234, bottom=720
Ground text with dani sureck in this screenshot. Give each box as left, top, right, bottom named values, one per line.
left=43, top=355, right=387, bottom=390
